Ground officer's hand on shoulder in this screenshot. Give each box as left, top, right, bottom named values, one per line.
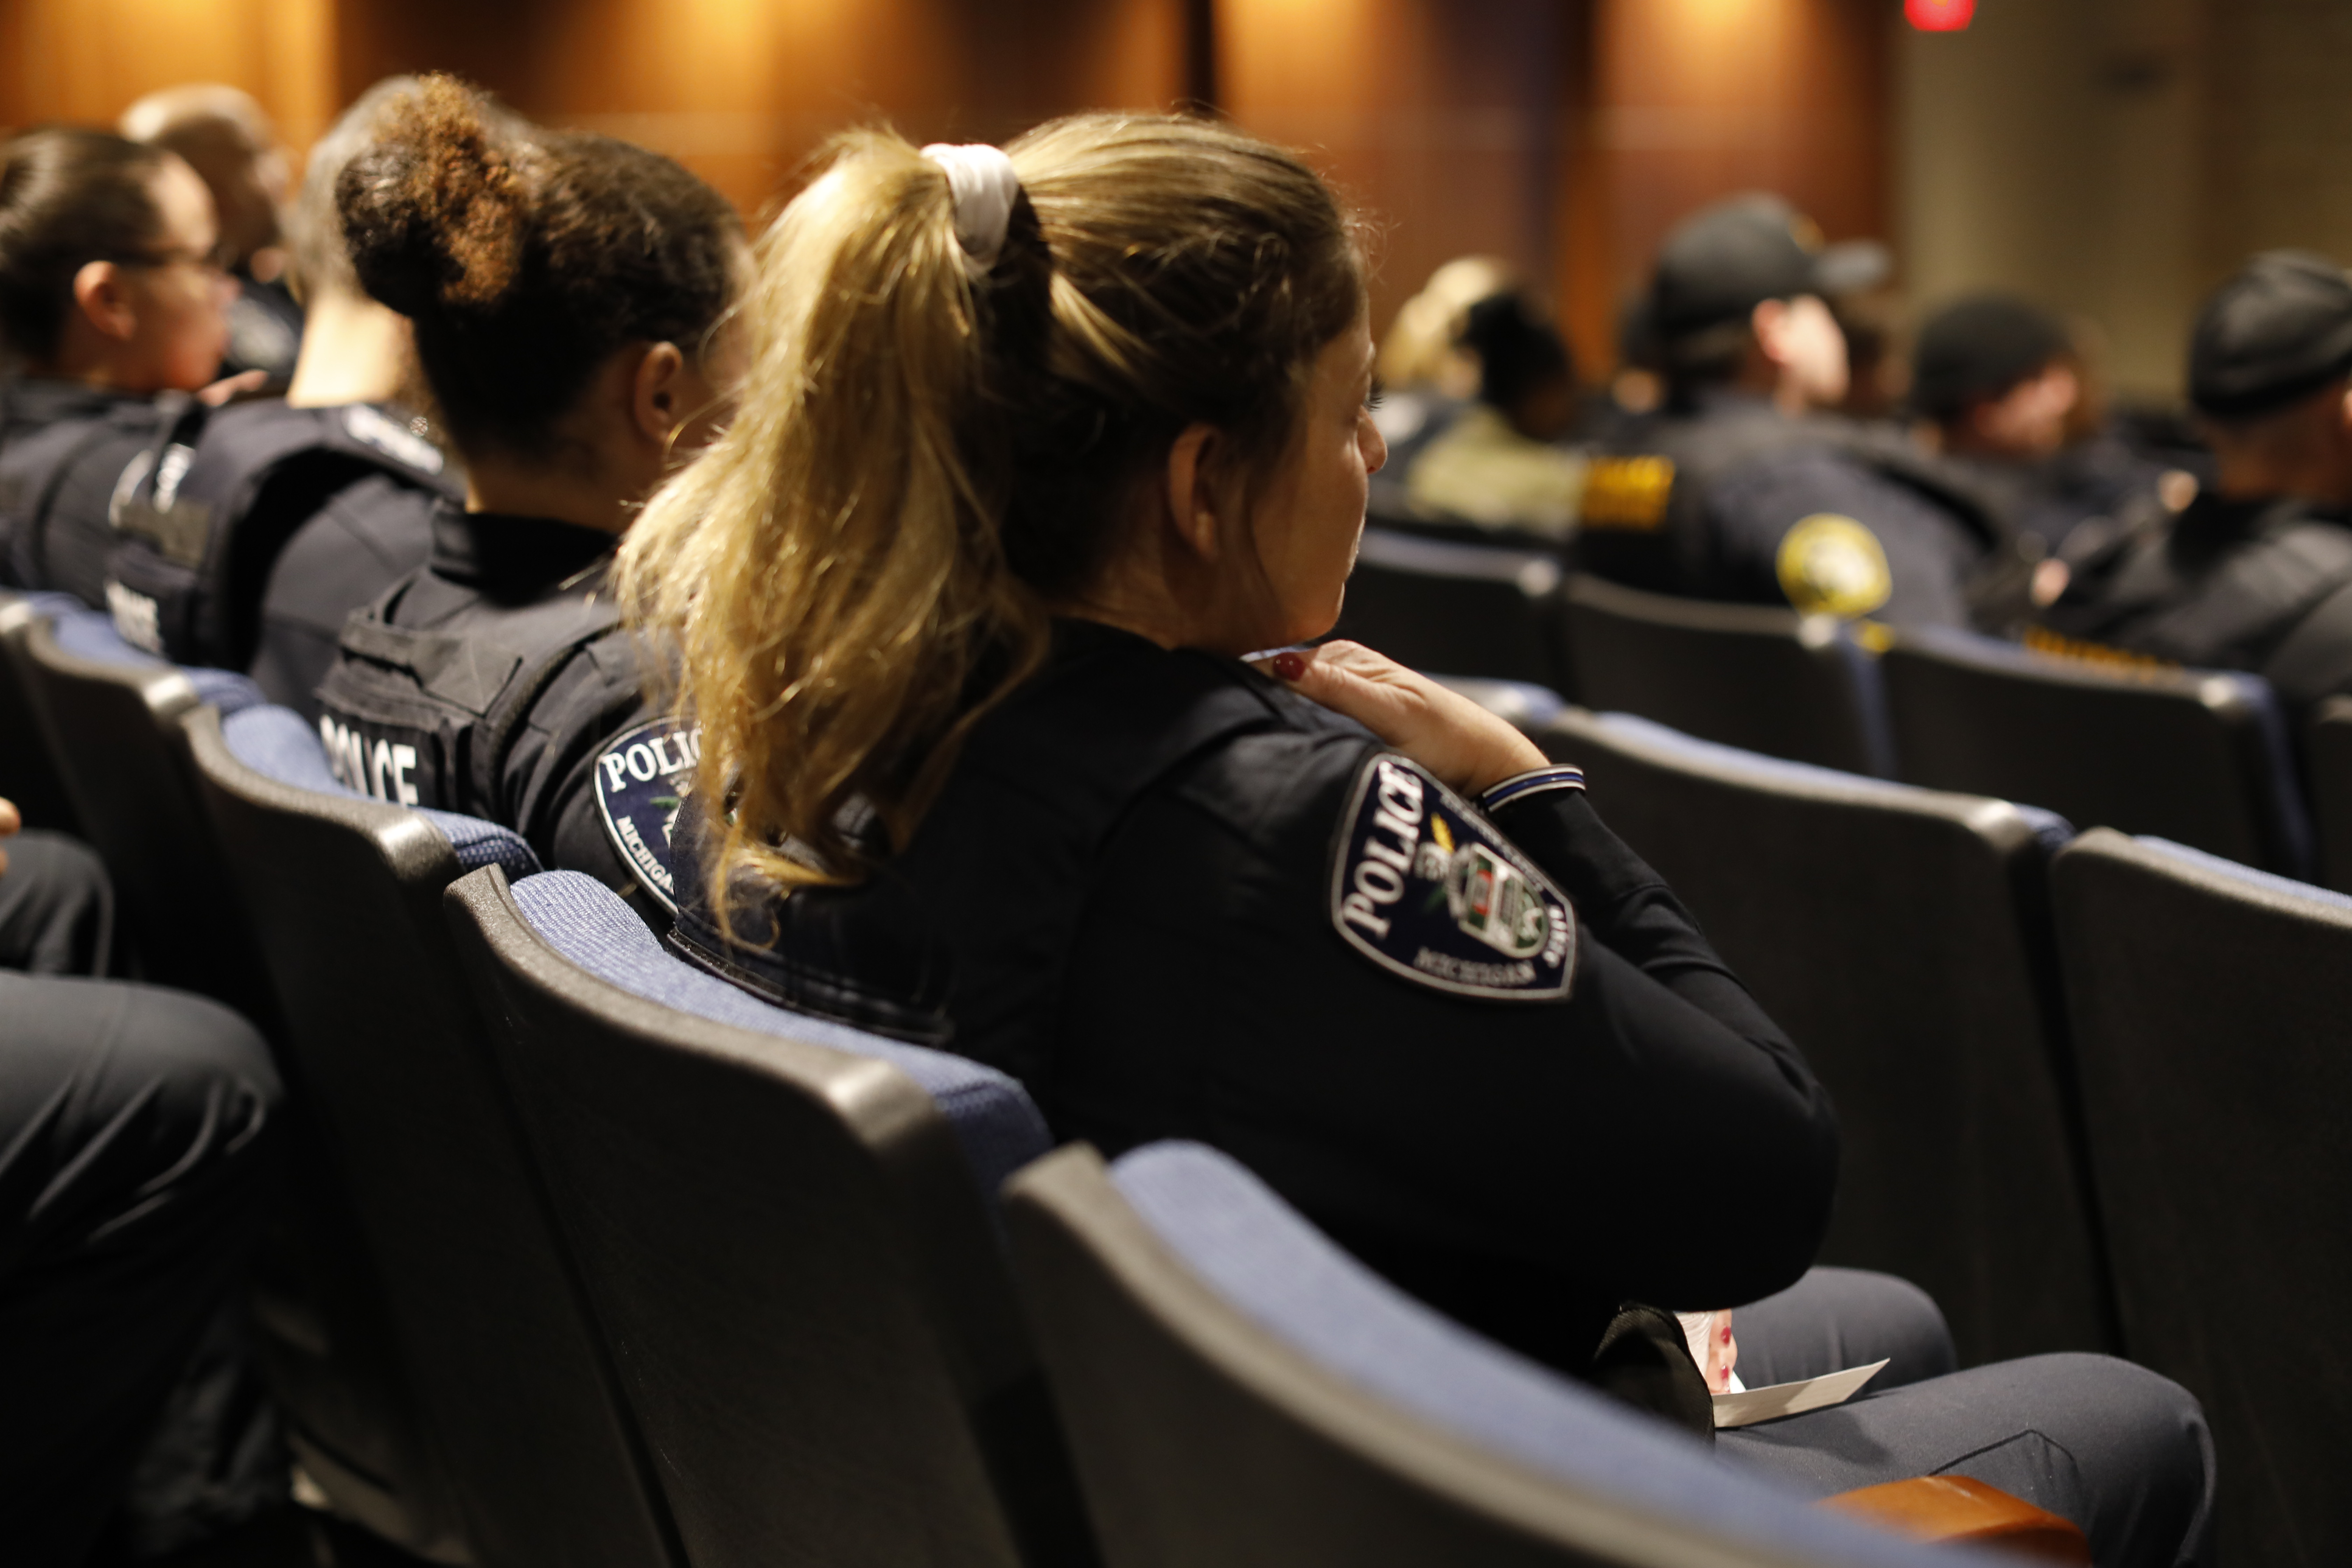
left=1262, top=640, right=1547, bottom=794
left=0, top=795, right=18, bottom=879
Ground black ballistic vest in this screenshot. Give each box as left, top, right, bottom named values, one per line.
left=105, top=397, right=457, bottom=667
left=315, top=566, right=621, bottom=812
left=0, top=379, right=175, bottom=604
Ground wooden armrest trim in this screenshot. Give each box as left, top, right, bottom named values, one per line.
left=1820, top=1475, right=2091, bottom=1564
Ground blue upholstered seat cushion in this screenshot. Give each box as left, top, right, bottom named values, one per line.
left=1113, top=1141, right=1996, bottom=1568
left=2137, top=836, right=2352, bottom=912
left=43, top=598, right=264, bottom=714
left=510, top=869, right=1050, bottom=1194
left=221, top=703, right=539, bottom=879
left=1594, top=709, right=2074, bottom=856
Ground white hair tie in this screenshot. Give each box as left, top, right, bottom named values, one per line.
left=921, top=142, right=1020, bottom=277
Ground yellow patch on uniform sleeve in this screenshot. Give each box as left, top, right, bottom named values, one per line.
left=1577, top=455, right=1675, bottom=532
left=1775, top=513, right=1892, bottom=618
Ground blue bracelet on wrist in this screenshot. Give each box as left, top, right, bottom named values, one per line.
left=1478, top=765, right=1587, bottom=812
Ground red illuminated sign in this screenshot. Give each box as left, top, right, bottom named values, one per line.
left=1906, top=0, right=1976, bottom=29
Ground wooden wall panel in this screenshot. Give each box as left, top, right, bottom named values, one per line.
left=1, top=0, right=338, bottom=149
left=1217, top=0, right=1567, bottom=348
left=1558, top=0, right=1893, bottom=374
left=331, top=0, right=1189, bottom=219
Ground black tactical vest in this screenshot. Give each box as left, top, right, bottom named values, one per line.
left=0, top=379, right=175, bottom=604
left=104, top=398, right=458, bottom=667
left=314, top=566, right=621, bottom=813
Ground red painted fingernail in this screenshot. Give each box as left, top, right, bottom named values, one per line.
left=1272, top=652, right=1306, bottom=681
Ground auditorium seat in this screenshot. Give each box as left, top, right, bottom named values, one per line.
left=11, top=605, right=468, bottom=1557
left=1326, top=524, right=1572, bottom=691
left=8, top=596, right=276, bottom=1016
left=2051, top=831, right=2352, bottom=1568
left=0, top=591, right=86, bottom=834
left=442, top=867, right=1097, bottom=1568
left=1003, top=1140, right=2084, bottom=1567
left=187, top=704, right=679, bottom=1568
left=2302, top=695, right=2352, bottom=891
left=1558, top=574, right=1893, bottom=776
left=1883, top=625, right=2313, bottom=878
left=1533, top=708, right=2113, bottom=1365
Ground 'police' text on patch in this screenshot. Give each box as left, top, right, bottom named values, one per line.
left=594, top=716, right=702, bottom=913
left=1328, top=753, right=1575, bottom=1000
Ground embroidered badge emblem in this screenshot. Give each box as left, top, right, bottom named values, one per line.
left=594, top=716, right=701, bottom=913
left=1329, top=753, right=1575, bottom=1000
left=1776, top=512, right=1891, bottom=618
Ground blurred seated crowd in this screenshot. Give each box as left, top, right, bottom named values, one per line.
left=2, top=61, right=2324, bottom=1567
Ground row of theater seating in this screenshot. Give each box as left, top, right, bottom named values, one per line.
left=1335, top=523, right=2341, bottom=886
left=0, top=589, right=2338, bottom=1566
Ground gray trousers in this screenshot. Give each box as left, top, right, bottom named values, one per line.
left=1725, top=1267, right=2216, bottom=1568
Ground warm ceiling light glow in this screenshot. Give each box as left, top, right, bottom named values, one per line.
left=1906, top=0, right=1975, bottom=29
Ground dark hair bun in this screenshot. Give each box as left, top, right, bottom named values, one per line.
left=335, top=74, right=525, bottom=320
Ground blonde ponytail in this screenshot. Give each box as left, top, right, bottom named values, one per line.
left=621, top=132, right=1044, bottom=894
left=621, top=114, right=1364, bottom=900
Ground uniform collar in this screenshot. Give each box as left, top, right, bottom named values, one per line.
left=427, top=499, right=619, bottom=597
left=2176, top=489, right=2350, bottom=544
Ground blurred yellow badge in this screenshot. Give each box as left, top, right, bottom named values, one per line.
left=1776, top=513, right=1891, bottom=618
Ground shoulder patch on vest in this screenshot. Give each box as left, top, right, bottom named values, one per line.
left=1776, top=512, right=1890, bottom=618
left=1329, top=753, right=1575, bottom=1000
left=1579, top=454, right=1675, bottom=532
left=344, top=405, right=446, bottom=476
left=594, top=716, right=702, bottom=914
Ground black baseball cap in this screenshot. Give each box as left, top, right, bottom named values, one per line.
left=1650, top=193, right=1890, bottom=346
left=2189, top=251, right=2352, bottom=418
left=1911, top=293, right=2071, bottom=421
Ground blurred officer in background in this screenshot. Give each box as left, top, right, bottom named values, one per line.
left=120, top=85, right=302, bottom=386
left=1369, top=255, right=1518, bottom=496
left=1404, top=290, right=1585, bottom=538
left=0, top=128, right=236, bottom=607
left=2042, top=251, right=2352, bottom=714
left=102, top=77, right=460, bottom=716
left=1580, top=193, right=2017, bottom=629
left=0, top=787, right=284, bottom=1566
left=1913, top=292, right=2178, bottom=569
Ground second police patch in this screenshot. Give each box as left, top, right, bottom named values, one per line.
left=1328, top=752, right=1576, bottom=1001
left=594, top=716, right=701, bottom=915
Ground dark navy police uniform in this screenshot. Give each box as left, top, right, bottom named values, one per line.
left=315, top=501, right=676, bottom=924
left=2040, top=490, right=2352, bottom=713
left=0, top=378, right=175, bottom=608
left=1577, top=388, right=2015, bottom=628
left=99, top=396, right=454, bottom=717
left=671, top=619, right=2215, bottom=1566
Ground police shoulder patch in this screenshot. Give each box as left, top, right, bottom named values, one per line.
left=1329, top=753, right=1576, bottom=1001
left=1775, top=512, right=1890, bottom=618
left=594, top=716, right=702, bottom=914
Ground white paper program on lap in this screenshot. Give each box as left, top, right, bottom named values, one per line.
left=1712, top=1359, right=1889, bottom=1430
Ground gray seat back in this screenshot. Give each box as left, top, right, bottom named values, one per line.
left=1533, top=708, right=2113, bottom=1364
left=1884, top=625, right=2312, bottom=877
left=0, top=591, right=85, bottom=833
left=2301, top=694, right=2352, bottom=892
left=442, top=867, right=1096, bottom=1568
left=1003, top=1140, right=1999, bottom=1568
left=2050, top=830, right=2352, bottom=1568
left=1559, top=574, right=1892, bottom=776
left=1329, top=525, right=1571, bottom=690
left=188, top=704, right=680, bottom=1568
